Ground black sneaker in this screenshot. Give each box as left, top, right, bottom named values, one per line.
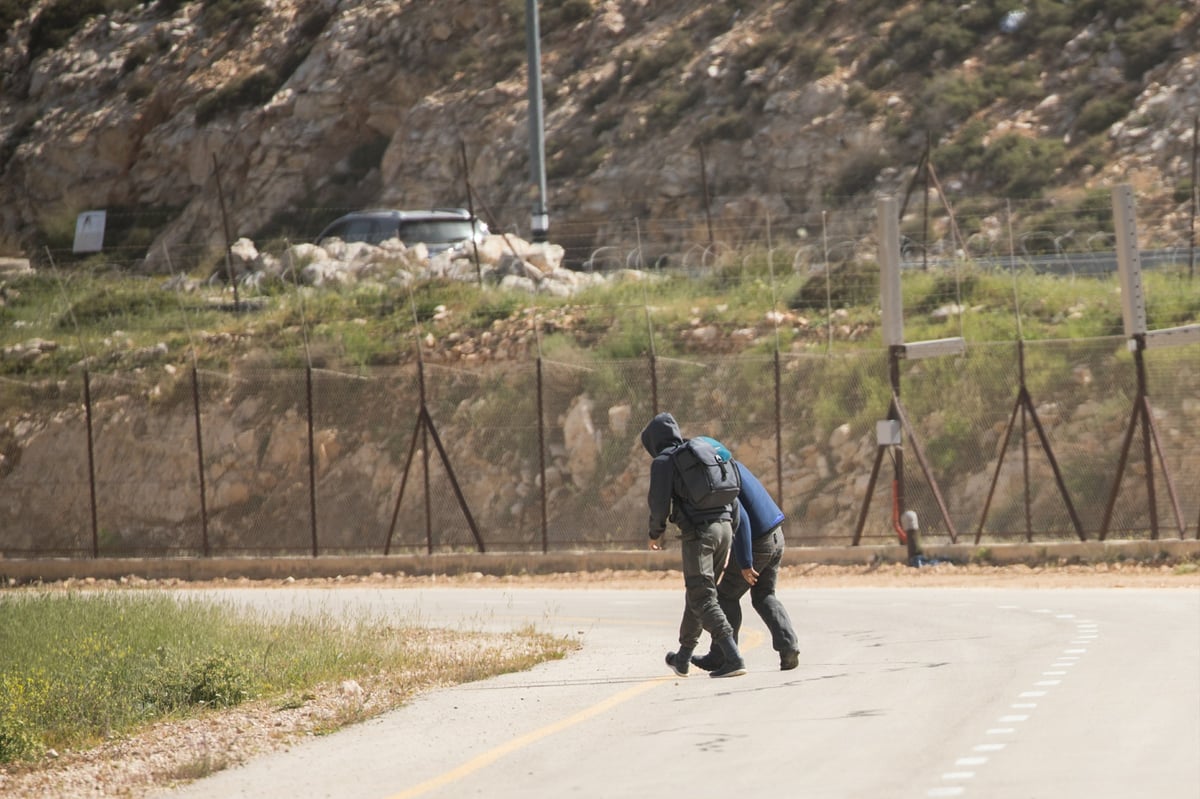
left=780, top=650, right=800, bottom=671
left=709, top=658, right=747, bottom=678
left=690, top=651, right=723, bottom=672
left=665, top=651, right=689, bottom=677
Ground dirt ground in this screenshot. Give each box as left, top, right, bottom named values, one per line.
left=535, top=561, right=1200, bottom=590
left=107, top=559, right=1198, bottom=591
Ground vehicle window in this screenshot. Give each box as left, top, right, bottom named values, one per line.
left=323, top=218, right=383, bottom=243
left=397, top=220, right=474, bottom=245
left=368, top=219, right=401, bottom=243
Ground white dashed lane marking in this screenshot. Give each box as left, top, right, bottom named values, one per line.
left=924, top=609, right=1099, bottom=797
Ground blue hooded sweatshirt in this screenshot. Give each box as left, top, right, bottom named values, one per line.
left=730, top=462, right=785, bottom=570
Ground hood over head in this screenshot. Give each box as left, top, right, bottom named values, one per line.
left=640, top=412, right=683, bottom=456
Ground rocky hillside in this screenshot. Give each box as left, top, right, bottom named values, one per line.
left=1, top=0, right=1198, bottom=270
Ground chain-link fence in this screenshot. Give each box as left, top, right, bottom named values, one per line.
left=1, top=335, right=1196, bottom=558
left=5, top=187, right=1199, bottom=557
left=29, top=186, right=1199, bottom=278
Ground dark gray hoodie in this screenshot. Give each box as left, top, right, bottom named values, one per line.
left=640, top=412, right=733, bottom=538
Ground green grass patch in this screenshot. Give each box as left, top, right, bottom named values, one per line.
left=0, top=591, right=567, bottom=764
left=1, top=246, right=1197, bottom=381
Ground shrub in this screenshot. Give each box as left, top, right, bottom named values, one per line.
left=977, top=134, right=1065, bottom=198
left=845, top=82, right=881, bottom=116
left=146, top=654, right=252, bottom=712
left=195, top=68, right=279, bottom=125
left=543, top=0, right=592, bottom=31
left=790, top=260, right=879, bottom=311
left=732, top=31, right=786, bottom=74
left=28, top=0, right=139, bottom=59
left=787, top=0, right=840, bottom=26
left=912, top=272, right=980, bottom=315
left=648, top=84, right=704, bottom=129
left=915, top=72, right=992, bottom=130
left=828, top=146, right=892, bottom=201
left=792, top=42, right=837, bottom=78
left=863, top=51, right=898, bottom=90
left=57, top=284, right=164, bottom=329
left=0, top=674, right=47, bottom=762
left=199, top=0, right=265, bottom=34
left=694, top=5, right=738, bottom=38
left=0, top=0, right=28, bottom=38
left=1074, top=91, right=1136, bottom=137
left=933, top=118, right=988, bottom=174
left=627, top=33, right=692, bottom=87
left=547, top=134, right=607, bottom=180
left=694, top=112, right=755, bottom=146
left=584, top=67, right=622, bottom=111
left=1173, top=180, right=1194, bottom=206
left=0, top=715, right=39, bottom=762
left=888, top=7, right=980, bottom=71
left=1117, top=19, right=1178, bottom=79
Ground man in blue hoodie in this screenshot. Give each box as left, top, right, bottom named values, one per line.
left=640, top=413, right=747, bottom=678
left=691, top=440, right=801, bottom=672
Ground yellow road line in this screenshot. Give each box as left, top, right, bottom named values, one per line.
left=385, top=676, right=670, bottom=799
left=385, top=630, right=765, bottom=799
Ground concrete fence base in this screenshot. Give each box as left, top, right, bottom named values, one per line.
left=2, top=540, right=1197, bottom=585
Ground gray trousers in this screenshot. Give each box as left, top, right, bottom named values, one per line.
left=676, top=519, right=734, bottom=649
left=717, top=526, right=798, bottom=654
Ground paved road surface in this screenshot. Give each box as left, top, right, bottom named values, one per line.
left=156, top=586, right=1200, bottom=799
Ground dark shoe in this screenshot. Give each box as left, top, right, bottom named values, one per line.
left=780, top=650, right=800, bottom=671
left=666, top=650, right=691, bottom=677
left=711, top=634, right=746, bottom=677
left=691, top=651, right=723, bottom=672
left=709, top=658, right=747, bottom=678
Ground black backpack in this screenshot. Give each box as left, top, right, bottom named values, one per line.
left=670, top=438, right=741, bottom=513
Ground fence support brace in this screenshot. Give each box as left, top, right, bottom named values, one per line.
left=975, top=339, right=1085, bottom=543
left=384, top=349, right=485, bottom=555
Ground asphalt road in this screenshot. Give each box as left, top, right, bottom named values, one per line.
left=155, top=586, right=1200, bottom=799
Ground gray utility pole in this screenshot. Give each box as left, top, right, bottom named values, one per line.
left=525, top=0, right=549, bottom=242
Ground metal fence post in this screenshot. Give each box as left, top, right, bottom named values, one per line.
left=83, top=367, right=99, bottom=558
left=644, top=297, right=659, bottom=415
left=773, top=347, right=783, bottom=504
left=537, top=354, right=549, bottom=553
left=191, top=366, right=210, bottom=556
left=306, top=364, right=319, bottom=557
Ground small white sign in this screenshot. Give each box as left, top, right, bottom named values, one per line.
left=73, top=210, right=107, bottom=253
left=876, top=419, right=902, bottom=447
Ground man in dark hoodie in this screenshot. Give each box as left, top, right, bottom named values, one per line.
left=640, top=412, right=747, bottom=678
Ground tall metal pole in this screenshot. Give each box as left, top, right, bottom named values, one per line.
left=921, top=132, right=930, bottom=271
left=525, top=0, right=549, bottom=242
left=1189, top=115, right=1197, bottom=281
left=699, top=142, right=715, bottom=252
left=212, top=155, right=241, bottom=312
left=459, top=139, right=483, bottom=287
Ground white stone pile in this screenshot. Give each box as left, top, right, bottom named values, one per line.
left=219, top=233, right=636, bottom=297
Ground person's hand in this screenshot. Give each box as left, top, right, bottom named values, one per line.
left=741, top=566, right=759, bottom=586
left=648, top=537, right=662, bottom=551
